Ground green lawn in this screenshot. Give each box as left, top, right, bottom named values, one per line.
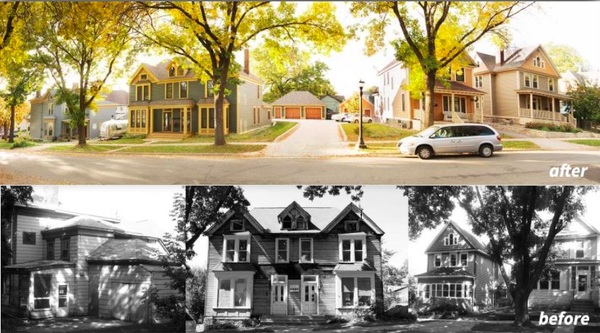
left=341, top=123, right=417, bottom=141
left=502, top=141, right=540, bottom=150
left=566, top=139, right=600, bottom=147
left=46, top=145, right=122, bottom=153
left=119, top=144, right=266, bottom=154
left=0, top=140, right=38, bottom=149
left=169, top=121, right=298, bottom=144
left=93, top=135, right=147, bottom=145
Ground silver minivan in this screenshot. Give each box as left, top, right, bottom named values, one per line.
left=397, top=124, right=503, bottom=159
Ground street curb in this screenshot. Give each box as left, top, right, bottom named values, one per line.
left=273, top=122, right=300, bottom=143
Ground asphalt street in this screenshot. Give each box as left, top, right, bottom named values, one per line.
left=1, top=150, right=598, bottom=185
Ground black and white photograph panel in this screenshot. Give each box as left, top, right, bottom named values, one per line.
left=185, top=186, right=410, bottom=332
left=0, top=186, right=186, bottom=333
left=407, top=186, right=600, bottom=332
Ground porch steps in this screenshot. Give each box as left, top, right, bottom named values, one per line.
left=261, top=315, right=328, bottom=326
left=570, top=299, right=595, bottom=312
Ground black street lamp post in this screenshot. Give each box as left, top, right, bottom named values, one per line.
left=356, top=79, right=367, bottom=149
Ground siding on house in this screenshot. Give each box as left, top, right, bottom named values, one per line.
left=493, top=71, right=519, bottom=118
left=236, top=80, right=269, bottom=133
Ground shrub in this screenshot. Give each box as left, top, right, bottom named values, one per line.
left=10, top=140, right=35, bottom=149
left=386, top=305, right=418, bottom=322
left=147, top=288, right=186, bottom=331
left=525, top=122, right=582, bottom=133
left=206, top=318, right=260, bottom=330
left=186, top=267, right=206, bottom=322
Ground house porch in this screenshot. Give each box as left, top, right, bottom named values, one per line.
left=517, top=91, right=576, bottom=126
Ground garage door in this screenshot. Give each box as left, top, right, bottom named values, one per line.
left=285, top=107, right=301, bottom=119
left=364, top=109, right=372, bottom=117
left=305, top=108, right=322, bottom=119
left=110, top=282, right=150, bottom=323
left=275, top=107, right=282, bottom=118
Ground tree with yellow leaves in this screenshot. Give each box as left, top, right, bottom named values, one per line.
left=351, top=2, right=534, bottom=129
left=0, top=97, right=29, bottom=141
left=134, top=1, right=349, bottom=145
left=32, top=2, right=141, bottom=145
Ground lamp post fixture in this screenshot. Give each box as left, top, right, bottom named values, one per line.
left=356, top=79, right=367, bottom=149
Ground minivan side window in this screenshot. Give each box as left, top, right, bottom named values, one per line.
left=478, top=126, right=495, bottom=136
left=434, top=127, right=455, bottom=138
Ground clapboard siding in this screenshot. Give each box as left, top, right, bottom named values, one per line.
left=29, top=268, right=76, bottom=318
left=72, top=235, right=111, bottom=315
left=14, top=215, right=52, bottom=264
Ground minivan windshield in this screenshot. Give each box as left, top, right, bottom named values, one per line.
left=417, top=126, right=440, bottom=138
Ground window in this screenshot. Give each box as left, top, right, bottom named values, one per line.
left=276, top=238, right=289, bottom=262
left=47, top=240, right=54, bottom=260
left=48, top=103, right=54, bottom=116
left=44, top=122, right=54, bottom=136
left=401, top=93, right=405, bottom=112
left=58, top=285, right=67, bottom=307
left=230, top=219, right=244, bottom=231
left=551, top=271, right=560, bottom=290
left=223, top=236, right=250, bottom=262
left=22, top=232, right=36, bottom=245
left=177, top=66, right=184, bottom=76
left=339, top=236, right=366, bottom=262
left=215, top=277, right=251, bottom=308
left=218, top=279, right=231, bottom=307
left=61, top=238, right=70, bottom=261
left=424, top=285, right=430, bottom=298
left=434, top=254, right=442, bottom=267
left=450, top=253, right=457, bottom=266
left=533, top=56, right=545, bottom=69
left=296, top=216, right=306, bottom=229
left=524, top=73, right=531, bottom=87
left=234, top=279, right=247, bottom=306
left=180, top=82, right=188, bottom=99
left=443, top=284, right=449, bottom=297
left=34, top=275, right=51, bottom=309
left=444, top=233, right=458, bottom=245
left=300, top=239, right=313, bottom=262
left=455, top=68, right=465, bottom=82
left=341, top=278, right=354, bottom=307
left=460, top=253, right=468, bottom=266
left=136, top=84, right=150, bottom=101
left=575, top=241, right=584, bottom=258
left=140, top=74, right=148, bottom=80
left=475, top=76, right=483, bottom=88
left=357, top=278, right=372, bottom=306
left=549, top=78, right=555, bottom=92
left=169, top=65, right=176, bottom=77
left=345, top=220, right=359, bottom=232
left=257, top=85, right=261, bottom=99
left=533, top=75, right=539, bottom=89
left=166, top=83, right=173, bottom=99
left=282, top=216, right=292, bottom=229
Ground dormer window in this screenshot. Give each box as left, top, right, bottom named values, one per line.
left=169, top=65, right=176, bottom=77
left=177, top=66, right=184, bottom=76
left=345, top=220, right=359, bottom=232
left=455, top=68, right=465, bottom=82
left=282, top=216, right=292, bottom=229
left=297, top=216, right=306, bottom=230
left=230, top=219, right=244, bottom=231
left=280, top=208, right=309, bottom=230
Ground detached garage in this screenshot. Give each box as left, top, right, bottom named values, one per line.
left=271, top=91, right=326, bottom=120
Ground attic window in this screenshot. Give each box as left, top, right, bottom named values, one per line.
left=455, top=68, right=465, bottom=82
left=282, top=216, right=292, bottom=229
left=533, top=56, right=545, bottom=69
left=230, top=219, right=244, bottom=231
left=444, top=233, right=458, bottom=246
left=345, top=220, right=359, bottom=232
left=297, top=216, right=306, bottom=230
left=169, top=65, right=176, bottom=77
left=140, top=74, right=148, bottom=80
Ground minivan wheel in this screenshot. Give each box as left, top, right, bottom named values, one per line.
left=417, top=146, right=434, bottom=160
left=479, top=144, right=493, bottom=158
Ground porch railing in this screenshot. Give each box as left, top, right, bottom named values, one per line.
left=518, top=108, right=576, bottom=125
left=451, top=110, right=465, bottom=124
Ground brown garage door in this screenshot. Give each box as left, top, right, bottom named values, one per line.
left=364, top=109, right=372, bottom=117
left=275, top=107, right=282, bottom=118
left=285, top=107, right=301, bottom=119
left=305, top=107, right=322, bottom=119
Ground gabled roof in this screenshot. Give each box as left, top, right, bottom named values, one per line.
left=249, top=207, right=341, bottom=234
left=97, top=90, right=129, bottom=106
left=204, top=209, right=267, bottom=236
left=424, top=221, right=487, bottom=254
left=322, top=203, right=384, bottom=235
left=434, top=80, right=485, bottom=95
left=271, top=91, right=326, bottom=106
left=555, top=217, right=599, bottom=238
left=377, top=59, right=401, bottom=75
left=476, top=45, right=561, bottom=76
left=43, top=215, right=125, bottom=233
left=321, top=95, right=345, bottom=103
left=277, top=201, right=311, bottom=222
left=415, top=267, right=474, bottom=279
left=87, top=239, right=168, bottom=264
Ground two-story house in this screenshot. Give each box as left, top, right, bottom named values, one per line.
left=203, top=201, right=385, bottom=322
left=415, top=221, right=505, bottom=311
left=127, top=50, right=271, bottom=139
left=1, top=203, right=178, bottom=323
left=529, top=218, right=600, bottom=311
left=473, top=45, right=575, bottom=126
left=375, top=54, right=485, bottom=130
left=29, top=89, right=126, bottom=141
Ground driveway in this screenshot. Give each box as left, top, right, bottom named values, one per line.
left=265, top=120, right=349, bottom=157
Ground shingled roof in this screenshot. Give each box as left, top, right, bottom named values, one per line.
left=44, top=215, right=125, bottom=233
left=98, top=90, right=129, bottom=106
left=139, top=59, right=263, bottom=83
left=271, top=91, right=326, bottom=106
left=249, top=207, right=341, bottom=233
left=87, top=239, right=167, bottom=264
left=434, top=80, right=485, bottom=94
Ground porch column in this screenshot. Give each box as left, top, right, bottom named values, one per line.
left=530, top=93, right=534, bottom=119
left=183, top=108, right=187, bottom=134
left=552, top=97, right=556, bottom=121
left=451, top=93, right=455, bottom=120
left=149, top=108, right=153, bottom=134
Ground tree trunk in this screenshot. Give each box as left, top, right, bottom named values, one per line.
left=2, top=124, right=7, bottom=140
left=424, top=71, right=436, bottom=129
left=77, top=124, right=86, bottom=145
left=8, top=104, right=16, bottom=143
left=78, top=87, right=87, bottom=145
left=214, top=59, right=231, bottom=146
left=513, top=289, right=531, bottom=326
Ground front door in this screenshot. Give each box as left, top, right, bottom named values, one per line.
left=576, top=267, right=590, bottom=299
left=163, top=110, right=173, bottom=132
left=301, top=276, right=318, bottom=315
left=271, top=275, right=287, bottom=315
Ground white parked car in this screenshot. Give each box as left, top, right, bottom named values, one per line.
left=397, top=124, right=503, bottom=159
left=345, top=113, right=373, bottom=123
left=332, top=112, right=350, bottom=122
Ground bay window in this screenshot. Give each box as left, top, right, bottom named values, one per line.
left=222, top=235, right=251, bottom=263
left=338, top=274, right=375, bottom=308
left=339, top=235, right=367, bottom=262
left=214, top=272, right=253, bottom=309
left=422, top=283, right=472, bottom=299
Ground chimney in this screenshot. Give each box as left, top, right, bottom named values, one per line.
left=496, top=49, right=505, bottom=65
left=243, top=49, right=250, bottom=74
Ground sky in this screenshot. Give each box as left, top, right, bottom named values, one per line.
left=189, top=185, right=408, bottom=269
left=31, top=185, right=183, bottom=238
left=409, top=189, right=600, bottom=276
left=30, top=2, right=600, bottom=101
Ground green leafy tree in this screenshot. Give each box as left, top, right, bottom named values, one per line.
left=569, top=84, right=600, bottom=123
left=253, top=42, right=336, bottom=103
left=544, top=43, right=589, bottom=73
left=135, top=1, right=349, bottom=145
left=1, top=186, right=33, bottom=267
left=343, top=93, right=361, bottom=114
left=351, top=2, right=533, bottom=128
left=32, top=2, right=140, bottom=145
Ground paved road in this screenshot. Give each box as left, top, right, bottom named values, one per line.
left=1, top=150, right=598, bottom=185
left=265, top=120, right=348, bottom=157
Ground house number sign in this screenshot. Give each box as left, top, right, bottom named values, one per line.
left=289, top=285, right=300, bottom=292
